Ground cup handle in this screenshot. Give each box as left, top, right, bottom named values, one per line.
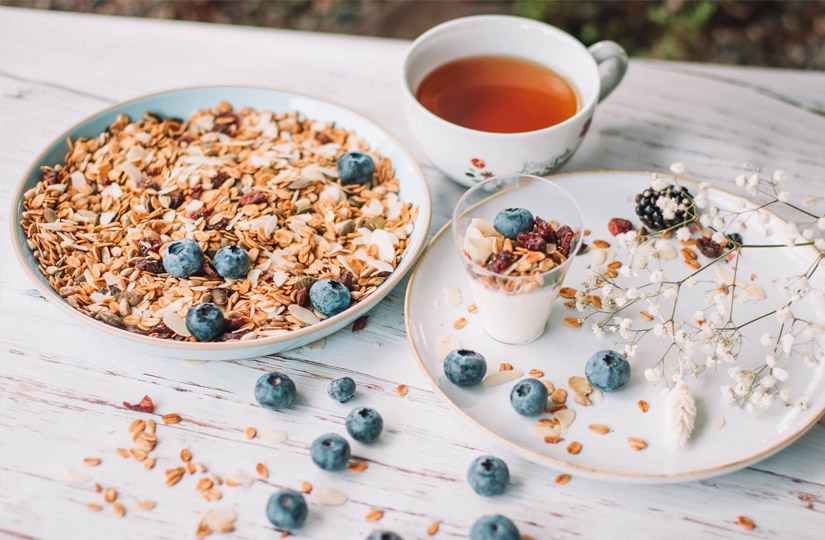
left=587, top=41, right=628, bottom=103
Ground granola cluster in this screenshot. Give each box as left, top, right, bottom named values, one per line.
left=19, top=102, right=417, bottom=341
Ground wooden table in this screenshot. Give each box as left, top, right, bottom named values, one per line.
left=1, top=8, right=824, bottom=540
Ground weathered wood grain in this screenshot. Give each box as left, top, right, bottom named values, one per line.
left=1, top=7, right=824, bottom=540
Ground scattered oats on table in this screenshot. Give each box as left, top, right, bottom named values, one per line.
left=19, top=103, right=417, bottom=342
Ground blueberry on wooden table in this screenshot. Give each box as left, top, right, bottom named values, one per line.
left=309, top=278, right=351, bottom=317
left=337, top=151, right=375, bottom=185
left=366, top=532, right=403, bottom=540
left=328, top=377, right=356, bottom=403
left=493, top=208, right=534, bottom=240
left=345, top=407, right=383, bottom=443
left=185, top=303, right=225, bottom=341
left=310, top=433, right=351, bottom=471
left=444, top=349, right=487, bottom=386
left=585, top=350, right=631, bottom=392
left=509, top=378, right=548, bottom=416
left=467, top=455, right=509, bottom=496
left=266, top=490, right=307, bottom=531
left=469, top=515, right=520, bottom=540
left=254, top=372, right=297, bottom=411
left=162, top=238, right=204, bottom=278
left=213, top=244, right=250, bottom=279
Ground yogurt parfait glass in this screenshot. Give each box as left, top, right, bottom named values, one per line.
left=451, top=175, right=584, bottom=344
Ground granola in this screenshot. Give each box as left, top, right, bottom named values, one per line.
left=19, top=103, right=417, bottom=342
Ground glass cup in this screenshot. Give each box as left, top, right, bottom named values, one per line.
left=451, top=175, right=584, bottom=344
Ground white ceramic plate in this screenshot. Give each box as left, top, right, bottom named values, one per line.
left=405, top=170, right=824, bottom=483
left=11, top=86, right=431, bottom=360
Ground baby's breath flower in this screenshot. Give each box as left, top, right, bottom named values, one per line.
left=760, top=375, right=776, bottom=389
left=589, top=323, right=604, bottom=337
left=780, top=388, right=793, bottom=402
left=669, top=162, right=685, bottom=174
left=651, top=174, right=667, bottom=191
left=815, top=238, right=825, bottom=252
left=699, top=214, right=712, bottom=227
left=644, top=368, right=658, bottom=381
left=653, top=322, right=666, bottom=336
left=772, top=169, right=787, bottom=182
left=676, top=227, right=691, bottom=241
left=777, top=191, right=790, bottom=203
left=618, top=318, right=633, bottom=339
left=759, top=333, right=772, bottom=346
left=735, top=174, right=747, bottom=187
left=802, top=196, right=817, bottom=207
left=663, top=286, right=678, bottom=300
left=711, top=231, right=726, bottom=244
left=648, top=304, right=660, bottom=317
left=649, top=268, right=663, bottom=283
left=818, top=216, right=825, bottom=230
left=684, top=276, right=697, bottom=288
left=776, top=305, right=791, bottom=322
left=794, top=399, right=808, bottom=410
left=712, top=217, right=726, bottom=230
left=620, top=266, right=633, bottom=277
left=766, top=353, right=778, bottom=367
left=781, top=334, right=795, bottom=356
left=773, top=367, right=789, bottom=381
left=747, top=185, right=758, bottom=197
left=747, top=173, right=760, bottom=187
left=625, top=287, right=638, bottom=300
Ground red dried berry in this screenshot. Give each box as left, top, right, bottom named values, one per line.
left=337, top=269, right=355, bottom=290
left=138, top=237, right=161, bottom=256
left=211, top=171, right=230, bottom=189
left=556, top=225, right=575, bottom=257
left=204, top=217, right=230, bottom=231
left=535, top=216, right=557, bottom=244
left=42, top=170, right=59, bottom=185
left=133, top=258, right=164, bottom=274
left=189, top=185, right=204, bottom=200
left=224, top=317, right=247, bottom=333
left=516, top=231, right=547, bottom=252
left=169, top=192, right=184, bottom=209
left=201, top=260, right=221, bottom=278
left=238, top=191, right=268, bottom=206
left=123, top=395, right=155, bottom=413
left=296, top=288, right=310, bottom=307
left=148, top=322, right=173, bottom=336
left=352, top=315, right=369, bottom=332
left=486, top=250, right=515, bottom=274
left=177, top=135, right=194, bottom=144
left=608, top=218, right=634, bottom=236
left=212, top=113, right=239, bottom=134
left=696, top=236, right=724, bottom=258
left=315, top=132, right=331, bottom=144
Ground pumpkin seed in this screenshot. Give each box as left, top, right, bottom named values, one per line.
left=367, top=216, right=385, bottom=230
left=287, top=178, right=314, bottom=190
left=95, top=311, right=124, bottom=328
left=335, top=219, right=355, bottom=236
left=211, top=288, right=227, bottom=305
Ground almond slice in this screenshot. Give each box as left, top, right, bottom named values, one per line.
left=481, top=369, right=523, bottom=388
left=309, top=487, right=348, bottom=506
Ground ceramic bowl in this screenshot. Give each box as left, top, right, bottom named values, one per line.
left=10, top=86, right=431, bottom=360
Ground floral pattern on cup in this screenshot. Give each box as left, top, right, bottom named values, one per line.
left=465, top=158, right=495, bottom=183
left=518, top=148, right=574, bottom=177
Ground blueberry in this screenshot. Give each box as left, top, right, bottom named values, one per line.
left=213, top=245, right=250, bottom=279
left=493, top=208, right=534, bottom=240
left=309, top=279, right=351, bottom=317
left=470, top=515, right=520, bottom=540
left=310, top=433, right=350, bottom=471
left=444, top=349, right=487, bottom=386
left=328, top=377, right=356, bottom=403
left=467, top=456, right=509, bottom=496
left=254, top=372, right=297, bottom=411
left=509, top=378, right=548, bottom=416
left=266, top=490, right=307, bottom=531
left=585, top=350, right=631, bottom=392
left=345, top=407, right=383, bottom=443
left=337, top=151, right=375, bottom=185
left=185, top=303, right=225, bottom=341
left=366, top=532, right=403, bottom=540
left=163, top=238, right=205, bottom=278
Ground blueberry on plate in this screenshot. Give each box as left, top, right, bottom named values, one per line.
left=337, top=151, right=375, bottom=185
left=345, top=407, right=383, bottom=443
left=585, top=350, right=631, bottom=392
left=328, top=377, right=356, bottom=403
left=470, top=515, right=520, bottom=540
left=309, top=279, right=351, bottom=317
left=163, top=238, right=205, bottom=278
left=366, top=532, right=403, bottom=540
left=213, top=245, right=250, bottom=279
left=310, top=433, right=351, bottom=471
left=467, top=455, right=509, bottom=496
left=509, top=378, right=548, bottom=416
left=185, top=303, right=225, bottom=341
left=266, top=490, right=307, bottom=531
left=444, top=349, right=487, bottom=386
left=493, top=208, right=534, bottom=240
left=254, top=372, right=297, bottom=411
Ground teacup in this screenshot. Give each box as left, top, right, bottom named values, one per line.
left=401, top=15, right=627, bottom=187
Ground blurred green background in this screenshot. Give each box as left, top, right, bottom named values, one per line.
left=3, top=0, right=824, bottom=69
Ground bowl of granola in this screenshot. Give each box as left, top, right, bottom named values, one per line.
left=11, top=86, right=431, bottom=360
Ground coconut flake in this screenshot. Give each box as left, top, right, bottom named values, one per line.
left=163, top=312, right=191, bottom=337
left=271, top=270, right=288, bottom=287
left=99, top=211, right=118, bottom=225
left=436, top=335, right=460, bottom=361
left=259, top=430, right=288, bottom=445
left=482, top=370, right=524, bottom=388
left=442, top=287, right=462, bottom=307
left=101, top=183, right=123, bottom=199
left=288, top=305, right=320, bottom=325
left=121, top=162, right=143, bottom=183
left=70, top=171, right=87, bottom=188
left=370, top=229, right=396, bottom=263
left=309, top=488, right=348, bottom=506
left=361, top=198, right=384, bottom=217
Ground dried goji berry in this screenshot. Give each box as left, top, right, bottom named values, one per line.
left=608, top=218, right=634, bottom=236
left=123, top=395, right=155, bottom=413
left=238, top=191, right=267, bottom=206
left=486, top=250, right=515, bottom=274
left=516, top=231, right=547, bottom=252
left=535, top=216, right=557, bottom=244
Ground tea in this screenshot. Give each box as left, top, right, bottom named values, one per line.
left=415, top=55, right=579, bottom=134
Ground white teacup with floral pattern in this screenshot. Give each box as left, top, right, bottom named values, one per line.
left=401, top=15, right=627, bottom=186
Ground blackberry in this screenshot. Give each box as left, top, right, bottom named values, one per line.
left=634, top=184, right=696, bottom=231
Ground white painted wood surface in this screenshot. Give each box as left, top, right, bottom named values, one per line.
left=1, top=8, right=824, bottom=540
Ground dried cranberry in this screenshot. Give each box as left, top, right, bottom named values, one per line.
left=204, top=217, right=230, bottom=231
left=138, top=236, right=161, bottom=256
left=143, top=167, right=160, bottom=176
left=177, top=135, right=194, bottom=144
left=189, top=185, right=204, bottom=200
left=486, top=250, right=515, bottom=274
left=123, top=395, right=155, bottom=413
left=133, top=258, right=164, bottom=274
left=238, top=191, right=268, bottom=206
left=224, top=317, right=247, bottom=333
left=337, top=269, right=355, bottom=290
left=140, top=178, right=161, bottom=191
left=201, top=260, right=221, bottom=278
left=169, top=192, right=184, bottom=209
left=42, top=170, right=59, bottom=185
left=296, top=288, right=310, bottom=307
left=315, top=132, right=331, bottom=144
left=556, top=225, right=576, bottom=257
left=608, top=218, right=634, bottom=236
left=516, top=231, right=547, bottom=252
left=261, top=273, right=275, bottom=283
left=148, top=322, right=173, bottom=336
left=352, top=315, right=369, bottom=332
left=190, top=209, right=204, bottom=220
left=696, top=236, right=724, bottom=258
left=212, top=113, right=239, bottom=134
left=535, top=216, right=557, bottom=244
left=211, top=171, right=230, bottom=189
